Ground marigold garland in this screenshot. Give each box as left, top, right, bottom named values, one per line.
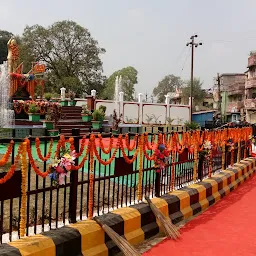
left=119, top=136, right=140, bottom=164
left=125, top=134, right=138, bottom=151
left=193, top=146, right=198, bottom=182
left=26, top=139, right=49, bottom=178
left=0, top=140, right=14, bottom=166
left=222, top=144, right=226, bottom=170
left=171, top=152, right=176, bottom=190
left=20, top=142, right=28, bottom=237
left=137, top=135, right=144, bottom=201
left=0, top=144, right=21, bottom=184
left=93, top=138, right=119, bottom=165
left=98, top=134, right=114, bottom=154
left=69, top=136, right=87, bottom=157
left=88, top=135, right=94, bottom=219
left=35, top=138, right=54, bottom=162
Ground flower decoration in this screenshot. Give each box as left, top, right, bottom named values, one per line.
left=153, top=144, right=170, bottom=173
left=227, top=139, right=235, bottom=152
left=48, top=149, right=76, bottom=185
left=249, top=135, right=256, bottom=146
left=199, top=140, right=212, bottom=159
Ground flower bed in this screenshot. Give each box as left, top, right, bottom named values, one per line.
left=13, top=100, right=61, bottom=115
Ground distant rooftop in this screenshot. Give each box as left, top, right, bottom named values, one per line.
left=219, top=73, right=245, bottom=77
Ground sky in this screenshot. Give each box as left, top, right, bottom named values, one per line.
left=1, top=0, right=256, bottom=96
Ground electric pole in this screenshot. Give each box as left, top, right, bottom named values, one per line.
left=186, top=34, right=202, bottom=121
left=216, top=73, right=221, bottom=119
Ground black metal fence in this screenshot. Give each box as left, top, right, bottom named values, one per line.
left=0, top=129, right=249, bottom=243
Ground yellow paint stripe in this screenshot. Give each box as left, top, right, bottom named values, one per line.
left=169, top=190, right=190, bottom=210
left=112, top=207, right=143, bottom=234
left=181, top=206, right=193, bottom=219
left=223, top=170, right=235, bottom=182
left=189, top=184, right=206, bottom=201
left=203, top=179, right=218, bottom=194
left=69, top=220, right=106, bottom=252
left=83, top=244, right=108, bottom=256
left=125, top=228, right=144, bottom=245
left=222, top=185, right=230, bottom=196
left=199, top=199, right=209, bottom=211
left=9, top=234, right=55, bottom=256
left=212, top=191, right=221, bottom=202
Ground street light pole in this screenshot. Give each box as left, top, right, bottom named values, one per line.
left=186, top=35, right=202, bottom=122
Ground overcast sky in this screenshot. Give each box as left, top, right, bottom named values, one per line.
left=1, top=0, right=256, bottom=96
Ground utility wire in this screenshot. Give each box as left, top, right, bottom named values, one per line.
left=179, top=48, right=190, bottom=77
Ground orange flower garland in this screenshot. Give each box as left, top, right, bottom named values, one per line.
left=0, top=140, right=14, bottom=166
left=93, top=138, right=119, bottom=165
left=26, top=139, right=49, bottom=178
left=0, top=144, right=21, bottom=184
left=125, top=134, right=138, bottom=151
left=98, top=134, right=114, bottom=154
left=88, top=135, right=94, bottom=219
left=119, top=136, right=140, bottom=164
left=69, top=136, right=87, bottom=157
left=35, top=138, right=54, bottom=161
left=137, top=135, right=144, bottom=201
left=20, top=142, right=28, bottom=237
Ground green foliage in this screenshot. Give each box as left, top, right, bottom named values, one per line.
left=0, top=30, right=13, bottom=64
left=102, top=66, right=138, bottom=101
left=45, top=109, right=53, bottom=121
left=68, top=91, right=76, bottom=100
left=166, top=117, right=174, bottom=125
left=182, top=78, right=206, bottom=107
left=20, top=20, right=106, bottom=95
left=99, top=105, right=106, bottom=113
left=44, top=93, right=53, bottom=101
left=153, top=75, right=182, bottom=103
left=28, top=103, right=40, bottom=114
left=184, top=121, right=200, bottom=130
left=81, top=105, right=91, bottom=115
left=92, top=109, right=105, bottom=121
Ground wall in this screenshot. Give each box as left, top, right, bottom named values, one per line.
left=94, top=100, right=190, bottom=125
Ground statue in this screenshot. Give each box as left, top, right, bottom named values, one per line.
left=7, top=37, right=19, bottom=73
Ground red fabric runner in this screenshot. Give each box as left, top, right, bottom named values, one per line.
left=144, top=174, right=256, bottom=256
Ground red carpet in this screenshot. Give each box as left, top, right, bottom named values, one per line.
left=144, top=174, right=256, bottom=256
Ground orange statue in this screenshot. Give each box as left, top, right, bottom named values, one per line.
left=7, top=37, right=19, bottom=73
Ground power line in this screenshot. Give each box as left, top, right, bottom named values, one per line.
left=179, top=48, right=190, bottom=77
left=174, top=46, right=187, bottom=64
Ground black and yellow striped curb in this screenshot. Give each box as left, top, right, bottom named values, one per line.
left=1, top=157, right=255, bottom=256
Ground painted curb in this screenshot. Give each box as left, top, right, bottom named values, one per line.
left=1, top=157, right=255, bottom=256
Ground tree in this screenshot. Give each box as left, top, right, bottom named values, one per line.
left=153, top=75, right=182, bottom=103
left=0, top=30, right=13, bottom=64
left=20, top=20, right=106, bottom=95
left=102, top=66, right=138, bottom=101
left=182, top=78, right=206, bottom=106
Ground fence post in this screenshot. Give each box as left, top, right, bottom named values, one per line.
left=68, top=128, right=80, bottom=223
left=198, top=156, right=204, bottom=181
left=155, top=171, right=161, bottom=197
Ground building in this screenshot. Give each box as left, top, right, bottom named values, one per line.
left=218, top=73, right=246, bottom=122
left=245, top=53, right=256, bottom=123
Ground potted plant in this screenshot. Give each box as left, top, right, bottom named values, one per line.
left=69, top=91, right=77, bottom=106
left=42, top=108, right=54, bottom=130
left=112, top=109, right=122, bottom=134
left=99, top=105, right=106, bottom=114
left=44, top=92, right=53, bottom=101
left=47, top=104, right=64, bottom=136
left=81, top=105, right=92, bottom=122
left=92, top=109, right=105, bottom=129
left=28, top=103, right=41, bottom=122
